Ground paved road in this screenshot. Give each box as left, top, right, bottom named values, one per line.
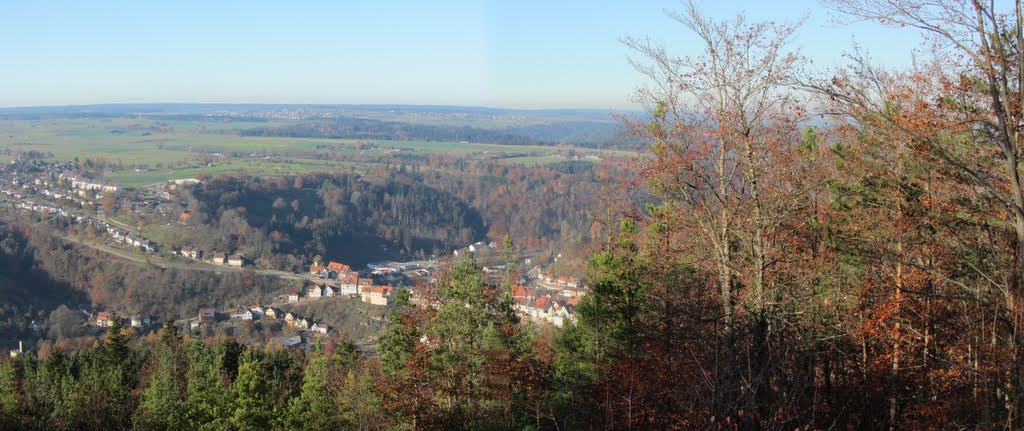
left=55, top=232, right=327, bottom=285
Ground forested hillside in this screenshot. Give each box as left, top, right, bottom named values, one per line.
left=156, top=162, right=607, bottom=271
left=0, top=217, right=290, bottom=330
left=175, top=172, right=487, bottom=267
left=239, top=117, right=543, bottom=146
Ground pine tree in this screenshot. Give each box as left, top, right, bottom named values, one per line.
left=283, top=348, right=343, bottom=430
left=182, top=340, right=233, bottom=431
left=0, top=358, right=20, bottom=426
left=133, top=348, right=184, bottom=431
left=103, top=315, right=130, bottom=368
left=159, top=320, right=181, bottom=349
left=230, top=351, right=275, bottom=430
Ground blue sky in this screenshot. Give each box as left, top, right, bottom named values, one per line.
left=0, top=0, right=925, bottom=109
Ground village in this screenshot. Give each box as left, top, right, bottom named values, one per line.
left=2, top=159, right=588, bottom=355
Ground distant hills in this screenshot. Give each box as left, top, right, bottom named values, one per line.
left=0, top=103, right=638, bottom=148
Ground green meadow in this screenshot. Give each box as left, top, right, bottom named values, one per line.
left=0, top=117, right=631, bottom=187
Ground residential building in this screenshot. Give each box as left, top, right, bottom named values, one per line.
left=264, top=307, right=279, bottom=319
left=199, top=308, right=216, bottom=324
left=357, top=277, right=374, bottom=292
left=307, top=284, right=323, bottom=299
left=229, top=307, right=252, bottom=321
left=287, top=290, right=300, bottom=303
left=227, top=254, right=244, bottom=267
left=327, top=261, right=350, bottom=275
left=96, top=311, right=114, bottom=328
left=360, top=285, right=394, bottom=306
left=339, top=274, right=359, bottom=295
left=181, top=246, right=201, bottom=259
left=310, top=264, right=328, bottom=278
left=270, top=336, right=303, bottom=351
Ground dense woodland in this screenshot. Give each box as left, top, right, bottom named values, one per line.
left=165, top=171, right=488, bottom=268
left=137, top=160, right=604, bottom=273
left=239, top=117, right=544, bottom=146
left=4, top=0, right=1024, bottom=429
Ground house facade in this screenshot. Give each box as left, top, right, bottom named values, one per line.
left=360, top=285, right=394, bottom=306
left=97, top=311, right=114, bottom=327
left=310, top=264, right=328, bottom=278
left=339, top=274, right=359, bottom=295
left=230, top=307, right=252, bottom=321
left=307, top=285, right=322, bottom=299
left=264, top=308, right=279, bottom=319
left=199, top=308, right=216, bottom=324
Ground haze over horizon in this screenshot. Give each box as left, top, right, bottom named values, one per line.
left=1, top=0, right=925, bottom=110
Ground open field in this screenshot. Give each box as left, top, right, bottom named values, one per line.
left=0, top=117, right=634, bottom=186
left=104, top=159, right=360, bottom=188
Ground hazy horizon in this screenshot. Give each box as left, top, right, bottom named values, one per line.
left=1, top=0, right=925, bottom=110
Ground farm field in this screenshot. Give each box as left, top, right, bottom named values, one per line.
left=0, top=116, right=630, bottom=187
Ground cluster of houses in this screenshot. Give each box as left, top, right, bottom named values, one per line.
left=94, top=311, right=152, bottom=329
left=309, top=260, right=352, bottom=279
left=512, top=285, right=579, bottom=327
left=1, top=163, right=161, bottom=254
left=288, top=280, right=395, bottom=306
left=7, top=197, right=158, bottom=253
left=58, top=172, right=121, bottom=194
left=453, top=240, right=498, bottom=257
left=170, top=247, right=245, bottom=268
left=304, top=260, right=396, bottom=306
left=194, top=306, right=331, bottom=334
left=540, top=273, right=584, bottom=295
left=105, top=224, right=157, bottom=252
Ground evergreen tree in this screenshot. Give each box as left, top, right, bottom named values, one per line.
left=182, top=340, right=233, bottom=431
left=0, top=359, right=20, bottom=427
left=103, top=315, right=131, bottom=369
left=230, top=351, right=275, bottom=430
left=67, top=357, right=132, bottom=431
left=132, top=348, right=184, bottom=431
left=378, top=289, right=418, bottom=374
left=283, top=347, right=343, bottom=430
left=425, top=254, right=526, bottom=426
left=159, top=320, right=181, bottom=349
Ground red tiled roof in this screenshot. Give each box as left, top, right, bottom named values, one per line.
left=533, top=296, right=552, bottom=310
left=327, top=261, right=350, bottom=273
left=363, top=285, right=393, bottom=295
